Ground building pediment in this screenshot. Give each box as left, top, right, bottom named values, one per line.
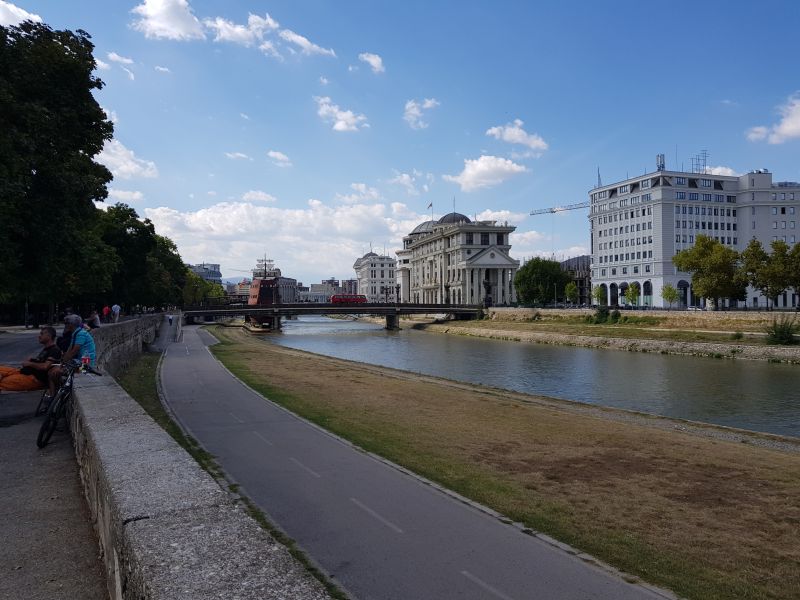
left=466, top=246, right=520, bottom=267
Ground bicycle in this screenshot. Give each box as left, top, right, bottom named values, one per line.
left=36, top=360, right=101, bottom=448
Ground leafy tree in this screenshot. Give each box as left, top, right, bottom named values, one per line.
left=673, top=235, right=747, bottom=309
left=514, top=258, right=572, bottom=306
left=624, top=282, right=640, bottom=306
left=741, top=239, right=791, bottom=309
left=565, top=282, right=578, bottom=305
left=0, top=21, right=114, bottom=306
left=145, top=235, right=187, bottom=307
left=182, top=271, right=224, bottom=305
left=592, top=285, right=606, bottom=306
left=788, top=242, right=800, bottom=299
left=661, top=284, right=679, bottom=309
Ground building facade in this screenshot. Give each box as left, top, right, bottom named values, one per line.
left=589, top=165, right=800, bottom=308
left=398, top=213, right=519, bottom=305
left=188, top=263, right=222, bottom=284
left=353, top=252, right=397, bottom=302
left=560, top=255, right=592, bottom=305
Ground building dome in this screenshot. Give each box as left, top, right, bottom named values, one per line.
left=437, top=212, right=471, bottom=224
left=411, top=220, right=436, bottom=234
left=362, top=251, right=378, bottom=258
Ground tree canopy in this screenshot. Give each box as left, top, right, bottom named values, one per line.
left=661, top=284, right=679, bottom=309
left=0, top=21, right=188, bottom=315
left=514, top=258, right=572, bottom=306
left=673, top=235, right=747, bottom=308
left=740, top=239, right=791, bottom=308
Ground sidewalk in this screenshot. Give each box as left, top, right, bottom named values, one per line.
left=0, top=355, right=106, bottom=599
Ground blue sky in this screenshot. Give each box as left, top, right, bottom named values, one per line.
left=3, top=0, right=799, bottom=284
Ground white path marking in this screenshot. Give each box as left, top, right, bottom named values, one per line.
left=289, top=457, right=322, bottom=479
left=461, top=570, right=516, bottom=600
left=350, top=497, right=404, bottom=534
left=252, top=431, right=273, bottom=446
left=229, top=412, right=245, bottom=424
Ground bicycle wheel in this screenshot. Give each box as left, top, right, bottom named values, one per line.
left=34, top=390, right=49, bottom=417
left=36, top=389, right=66, bottom=448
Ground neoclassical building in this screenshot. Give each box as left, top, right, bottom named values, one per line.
left=353, top=252, right=397, bottom=302
left=397, top=213, right=519, bottom=305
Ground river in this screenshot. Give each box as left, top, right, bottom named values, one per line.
left=264, top=316, right=800, bottom=438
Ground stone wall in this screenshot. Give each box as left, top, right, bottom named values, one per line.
left=69, top=319, right=331, bottom=600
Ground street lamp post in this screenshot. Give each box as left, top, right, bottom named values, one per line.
left=553, top=282, right=557, bottom=307
left=395, top=283, right=401, bottom=304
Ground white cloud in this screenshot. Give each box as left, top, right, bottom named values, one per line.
left=748, top=93, right=800, bottom=144
left=486, top=119, right=548, bottom=153
left=101, top=106, right=118, bottom=123
left=267, top=150, right=292, bottom=168
left=403, top=98, right=440, bottom=130
left=475, top=209, right=528, bottom=224
left=122, top=67, right=135, bottom=81
left=107, top=51, right=134, bottom=65
left=336, top=183, right=381, bottom=204
left=746, top=126, right=768, bottom=142
left=242, top=190, right=276, bottom=203
left=207, top=191, right=217, bottom=196
left=240, top=112, right=250, bottom=120
left=130, top=0, right=205, bottom=40
left=443, top=155, right=528, bottom=192
left=358, top=52, right=385, bottom=73
left=144, top=199, right=430, bottom=281
left=388, top=172, right=419, bottom=196
left=258, top=40, right=282, bottom=60
left=203, top=13, right=278, bottom=46
left=108, top=189, right=144, bottom=203
left=225, top=152, right=251, bottom=160
left=0, top=1, right=41, bottom=26
left=95, top=59, right=111, bottom=71
left=279, top=29, right=335, bottom=57
left=314, top=96, right=368, bottom=132
left=155, top=65, right=171, bottom=73
left=319, top=76, right=329, bottom=86
left=97, top=139, right=159, bottom=179
left=705, top=165, right=739, bottom=176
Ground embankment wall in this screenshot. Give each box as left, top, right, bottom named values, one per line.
left=69, top=318, right=329, bottom=600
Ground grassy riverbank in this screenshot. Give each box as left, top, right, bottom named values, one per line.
left=207, top=325, right=799, bottom=600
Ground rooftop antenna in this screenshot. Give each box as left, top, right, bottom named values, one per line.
left=596, top=167, right=602, bottom=188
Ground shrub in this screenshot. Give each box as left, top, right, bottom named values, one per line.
left=764, top=315, right=798, bottom=345
left=609, top=309, right=621, bottom=323
left=731, top=331, right=743, bottom=341
left=593, top=306, right=609, bottom=323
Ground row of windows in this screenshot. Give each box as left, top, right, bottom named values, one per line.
left=676, top=235, right=737, bottom=245
left=598, top=221, right=653, bottom=237
left=369, top=270, right=394, bottom=278
left=772, top=222, right=796, bottom=229
left=771, top=206, right=796, bottom=215
left=600, top=264, right=652, bottom=277
left=675, top=205, right=736, bottom=217
left=772, top=236, right=797, bottom=243
left=772, top=192, right=796, bottom=201
left=675, top=192, right=735, bottom=202
left=598, top=249, right=654, bottom=263
left=592, top=194, right=652, bottom=212
left=598, top=235, right=653, bottom=251
left=676, top=221, right=737, bottom=231
left=597, top=207, right=653, bottom=225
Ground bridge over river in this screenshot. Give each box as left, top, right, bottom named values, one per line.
left=183, top=302, right=483, bottom=330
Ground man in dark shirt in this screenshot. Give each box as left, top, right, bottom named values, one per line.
left=0, top=327, right=63, bottom=392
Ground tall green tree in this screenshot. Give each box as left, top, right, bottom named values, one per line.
left=514, top=258, right=572, bottom=306
left=661, top=284, right=679, bottom=309
left=0, top=21, right=115, bottom=305
left=592, top=285, right=606, bottom=306
left=740, top=239, right=791, bottom=309
left=565, top=282, right=579, bottom=305
left=673, top=235, right=747, bottom=309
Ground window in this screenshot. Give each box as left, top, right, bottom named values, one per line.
left=782, top=207, right=787, bottom=214
left=782, top=222, right=787, bottom=229
left=497, top=233, right=504, bottom=245
left=480, top=233, right=489, bottom=245
left=645, top=264, right=651, bottom=273
left=618, top=184, right=629, bottom=194
left=689, top=193, right=699, bottom=200
left=791, top=207, right=796, bottom=215
left=772, top=207, right=778, bottom=215
left=791, top=221, right=796, bottom=229
left=601, top=268, right=606, bottom=276
left=642, top=193, right=651, bottom=201
left=676, top=191, right=686, bottom=199
left=675, top=234, right=681, bottom=242
left=773, top=222, right=778, bottom=229
left=465, top=232, right=473, bottom=244
left=611, top=268, right=617, bottom=275
left=622, top=267, right=628, bottom=274
left=702, top=193, right=712, bottom=201
left=641, top=179, right=651, bottom=189
left=675, top=206, right=681, bottom=214
left=676, top=177, right=687, bottom=185
left=701, top=178, right=712, bottom=187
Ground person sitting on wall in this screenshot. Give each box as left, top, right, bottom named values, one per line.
left=48, top=314, right=97, bottom=397
left=0, top=327, right=63, bottom=393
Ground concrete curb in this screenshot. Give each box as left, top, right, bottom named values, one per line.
left=69, top=317, right=331, bottom=600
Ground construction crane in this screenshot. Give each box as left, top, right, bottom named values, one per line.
left=529, top=201, right=589, bottom=216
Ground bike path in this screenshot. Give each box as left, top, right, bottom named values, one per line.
left=159, top=325, right=672, bottom=600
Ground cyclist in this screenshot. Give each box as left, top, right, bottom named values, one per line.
left=47, top=314, right=96, bottom=397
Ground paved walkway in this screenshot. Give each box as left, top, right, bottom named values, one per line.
left=160, top=325, right=673, bottom=600
left=0, top=330, right=106, bottom=600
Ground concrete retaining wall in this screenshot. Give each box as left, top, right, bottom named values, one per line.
left=90, top=316, right=161, bottom=377
left=70, top=320, right=330, bottom=600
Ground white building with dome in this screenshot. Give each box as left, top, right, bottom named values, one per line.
left=353, top=252, right=397, bottom=302
left=397, top=213, right=519, bottom=305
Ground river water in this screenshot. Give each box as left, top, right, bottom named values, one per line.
left=265, top=316, right=800, bottom=438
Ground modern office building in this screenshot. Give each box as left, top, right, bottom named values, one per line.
left=188, top=263, right=222, bottom=284
left=353, top=252, right=397, bottom=302
left=398, top=213, right=519, bottom=305
left=560, top=255, right=592, bottom=306
left=589, top=159, right=800, bottom=308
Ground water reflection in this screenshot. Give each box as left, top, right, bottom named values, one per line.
left=266, top=316, right=800, bottom=438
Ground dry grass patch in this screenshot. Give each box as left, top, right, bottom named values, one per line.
left=209, top=326, right=800, bottom=600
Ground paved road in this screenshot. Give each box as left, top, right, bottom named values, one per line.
left=0, top=329, right=106, bottom=600
left=160, top=325, right=670, bottom=600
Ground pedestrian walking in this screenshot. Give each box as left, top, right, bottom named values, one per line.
left=111, top=303, right=121, bottom=323
left=168, top=315, right=173, bottom=326
left=102, top=304, right=111, bottom=323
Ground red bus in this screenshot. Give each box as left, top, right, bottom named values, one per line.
left=330, top=294, right=368, bottom=304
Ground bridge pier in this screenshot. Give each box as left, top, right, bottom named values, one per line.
left=267, top=315, right=282, bottom=331
left=385, top=312, right=400, bottom=330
